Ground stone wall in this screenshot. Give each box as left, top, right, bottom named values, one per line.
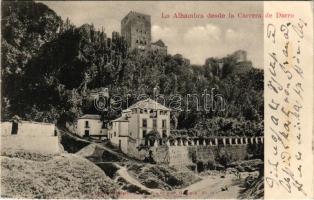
left=126, top=138, right=147, bottom=160
left=147, top=136, right=264, bottom=167
left=124, top=136, right=263, bottom=167
left=168, top=146, right=193, bottom=166
left=151, top=145, right=169, bottom=164
left=160, top=145, right=249, bottom=167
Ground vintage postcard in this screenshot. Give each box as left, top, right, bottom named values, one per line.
left=0, top=1, right=313, bottom=199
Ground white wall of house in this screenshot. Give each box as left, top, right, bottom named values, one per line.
left=1, top=121, right=60, bottom=154
left=1, top=136, right=60, bottom=154
left=109, top=120, right=129, bottom=153
left=128, top=108, right=170, bottom=140
left=1, top=122, right=13, bottom=135
left=108, top=99, right=171, bottom=155
left=1, top=121, right=55, bottom=136
left=77, top=119, right=105, bottom=137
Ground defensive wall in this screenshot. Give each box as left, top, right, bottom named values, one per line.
left=126, top=136, right=264, bottom=168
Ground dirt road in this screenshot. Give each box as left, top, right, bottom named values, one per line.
left=117, top=172, right=245, bottom=199
left=177, top=174, right=243, bottom=199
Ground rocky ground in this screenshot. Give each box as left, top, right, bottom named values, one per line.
left=1, top=150, right=118, bottom=198
left=1, top=138, right=263, bottom=199
left=127, top=163, right=201, bottom=191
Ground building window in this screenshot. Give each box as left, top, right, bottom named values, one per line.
left=143, top=130, right=147, bottom=138
left=162, top=120, right=167, bottom=129
left=130, top=132, right=132, bottom=136
left=162, top=130, right=167, bottom=138
left=142, top=119, right=147, bottom=128
left=153, top=119, right=157, bottom=129
left=85, top=121, right=89, bottom=128
left=136, top=40, right=138, bottom=44
left=114, top=132, right=116, bottom=137
left=150, top=110, right=157, bottom=118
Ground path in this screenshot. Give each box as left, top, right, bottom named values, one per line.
left=60, top=127, right=245, bottom=199
left=115, top=165, right=162, bottom=194
left=59, top=128, right=157, bottom=197
left=173, top=173, right=245, bottom=199
left=59, top=128, right=141, bottom=163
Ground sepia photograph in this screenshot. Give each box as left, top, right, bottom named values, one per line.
left=1, top=1, right=265, bottom=199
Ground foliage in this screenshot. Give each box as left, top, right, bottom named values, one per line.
left=146, top=129, right=161, bottom=141
left=1, top=1, right=264, bottom=138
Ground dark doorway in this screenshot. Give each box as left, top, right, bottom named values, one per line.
left=119, top=140, right=121, bottom=149
left=197, top=161, right=205, bottom=172
left=84, top=130, right=90, bottom=137
left=11, top=122, right=18, bottom=135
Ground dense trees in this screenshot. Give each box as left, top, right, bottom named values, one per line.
left=1, top=1, right=263, bottom=137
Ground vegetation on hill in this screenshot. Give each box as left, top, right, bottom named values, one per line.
left=1, top=152, right=118, bottom=198
left=1, top=1, right=263, bottom=137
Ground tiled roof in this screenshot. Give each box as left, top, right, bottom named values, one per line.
left=79, top=114, right=101, bottom=120
left=128, top=98, right=171, bottom=111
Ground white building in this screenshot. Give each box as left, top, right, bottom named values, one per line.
left=1, top=117, right=61, bottom=154
left=108, top=98, right=171, bottom=153
left=76, top=114, right=107, bottom=137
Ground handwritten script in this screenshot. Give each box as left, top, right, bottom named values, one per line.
left=265, top=16, right=309, bottom=197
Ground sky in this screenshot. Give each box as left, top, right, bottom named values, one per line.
left=41, top=1, right=264, bottom=68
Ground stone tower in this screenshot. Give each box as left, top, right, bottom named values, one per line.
left=121, top=11, right=151, bottom=50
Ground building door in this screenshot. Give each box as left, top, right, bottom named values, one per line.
left=119, top=139, right=121, bottom=149
left=11, top=122, right=18, bottom=135
left=84, top=130, right=90, bottom=137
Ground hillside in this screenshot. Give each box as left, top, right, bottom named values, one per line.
left=1, top=152, right=118, bottom=198
left=1, top=1, right=264, bottom=138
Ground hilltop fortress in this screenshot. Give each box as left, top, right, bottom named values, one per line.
left=121, top=11, right=167, bottom=55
